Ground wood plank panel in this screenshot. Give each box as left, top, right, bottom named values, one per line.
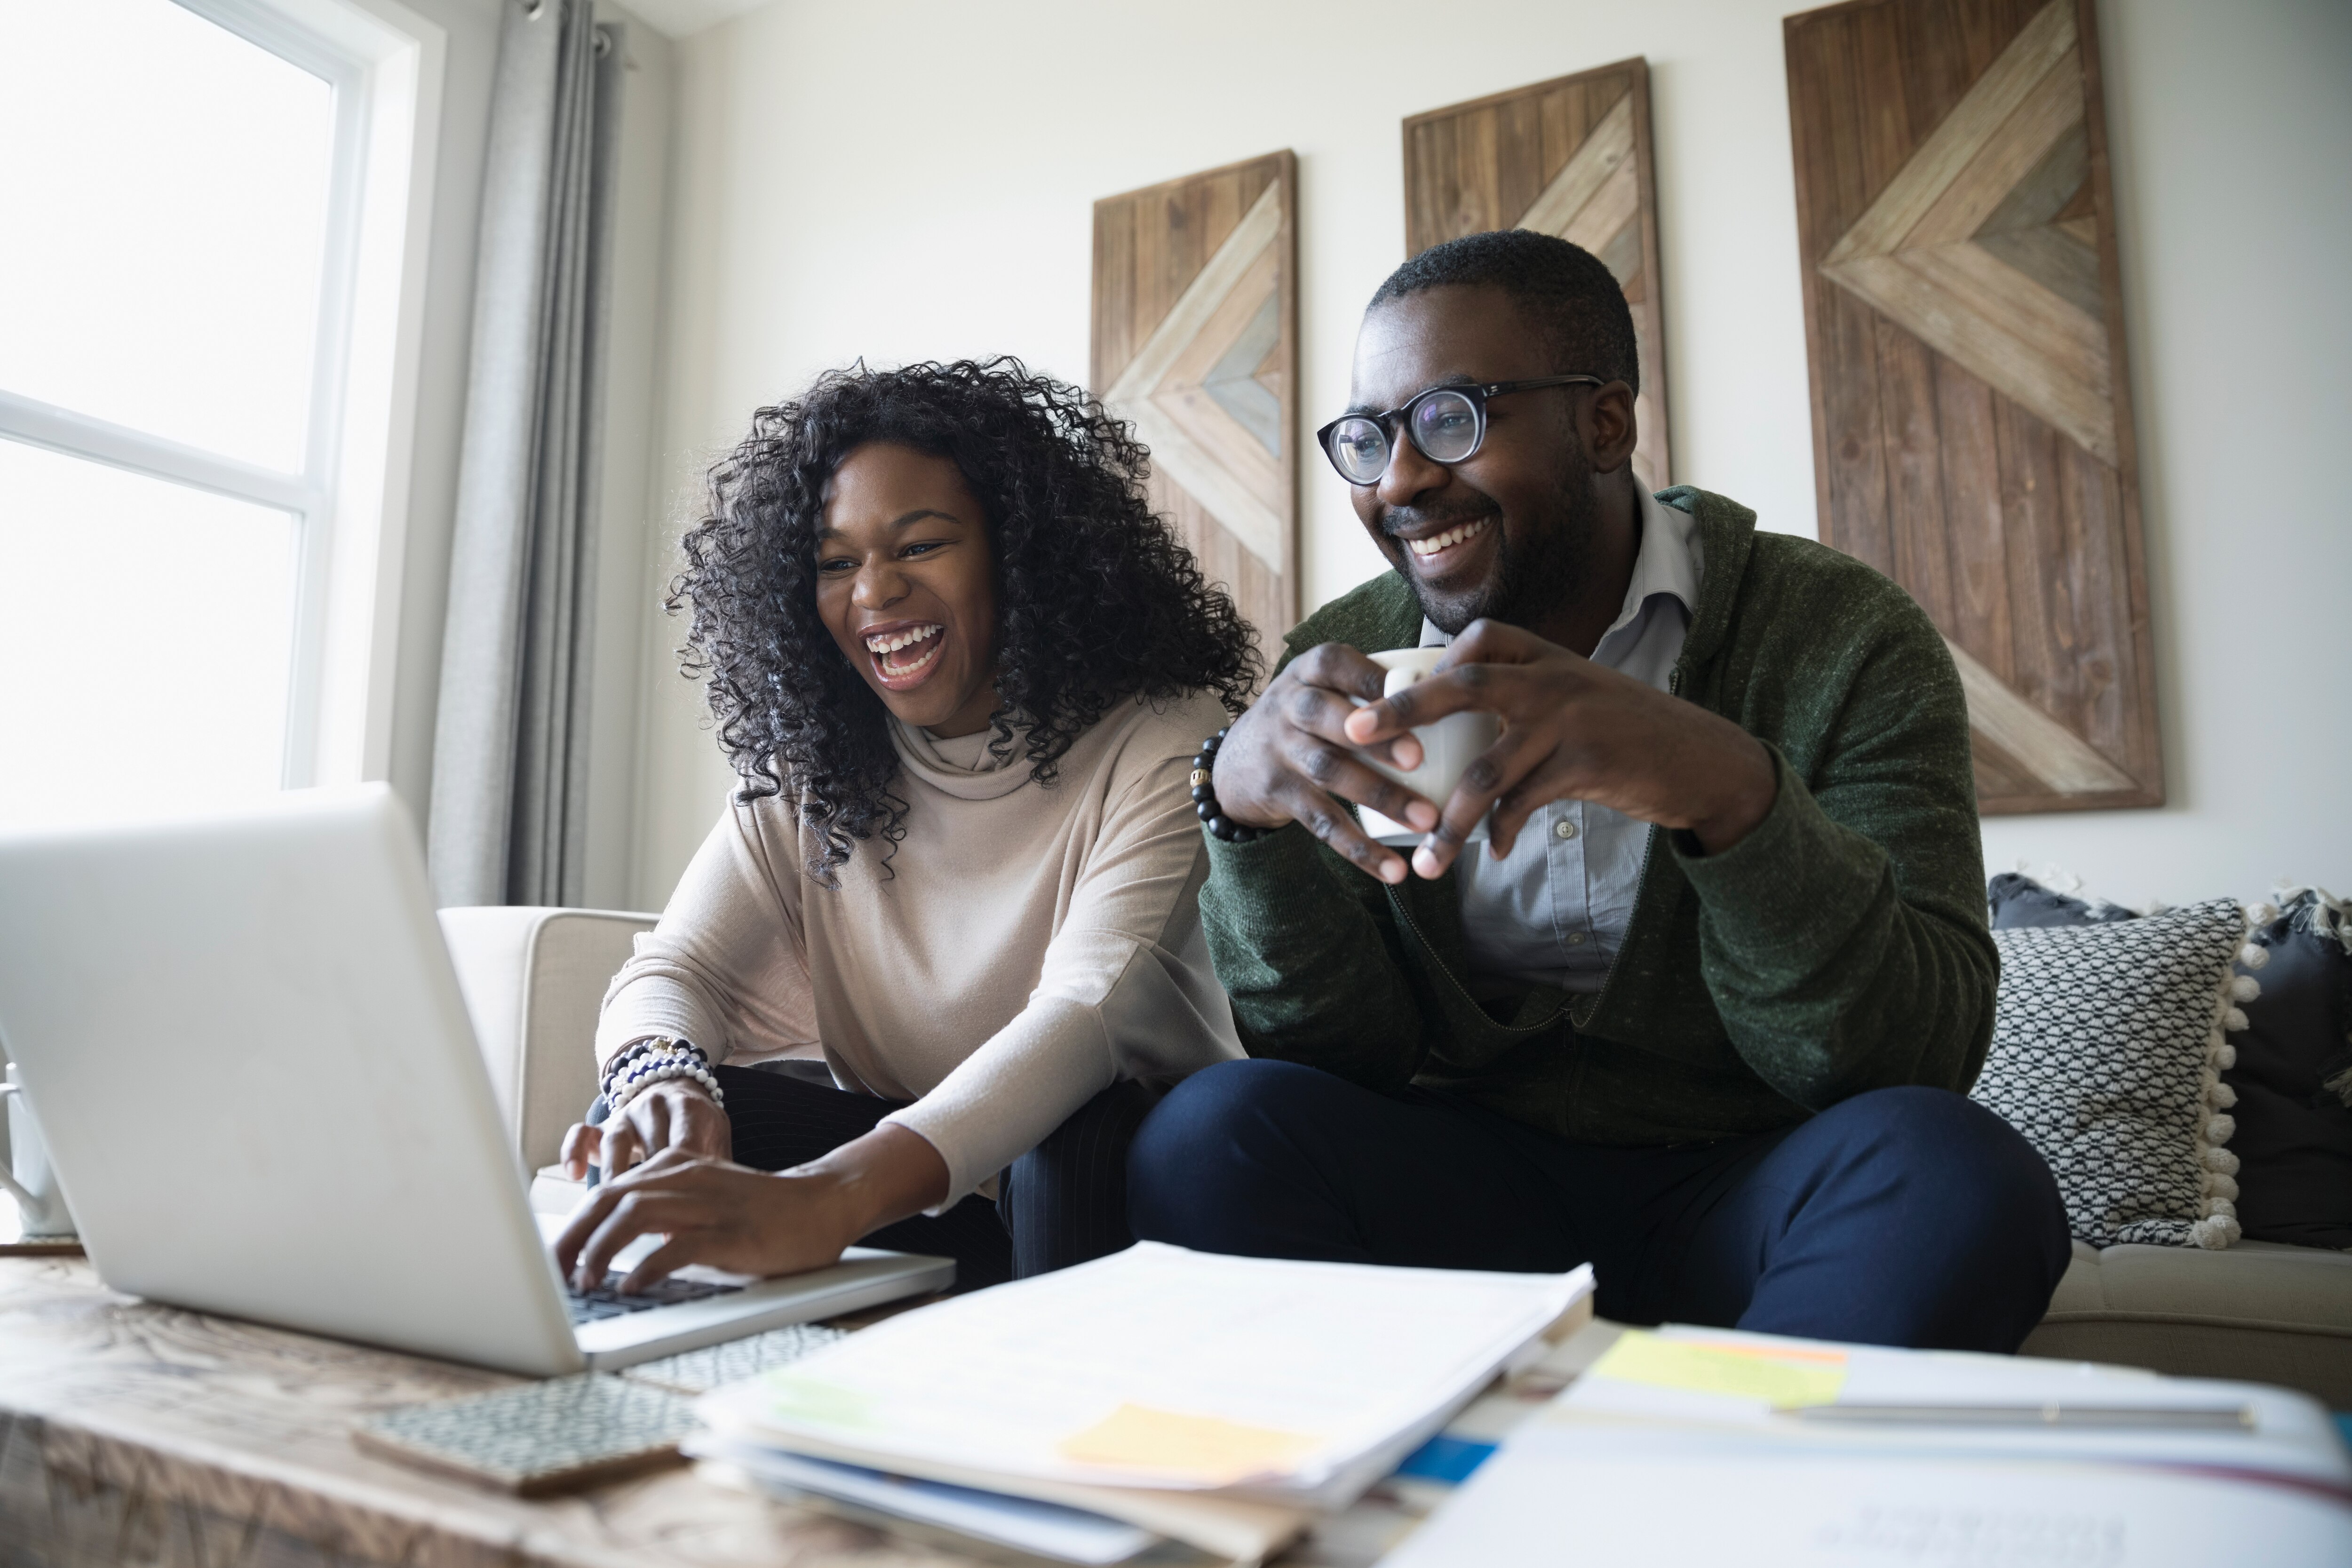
left=1092, top=152, right=1299, bottom=659
left=1786, top=0, right=2160, bottom=813
left=1403, top=59, right=1672, bottom=492
left=1934, top=354, right=2014, bottom=683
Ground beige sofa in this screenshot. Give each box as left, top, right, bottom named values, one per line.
left=439, top=906, right=2352, bottom=1408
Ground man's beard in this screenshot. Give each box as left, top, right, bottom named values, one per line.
left=1403, top=441, right=1599, bottom=637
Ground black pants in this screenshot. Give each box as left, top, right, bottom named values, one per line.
left=697, top=1065, right=1158, bottom=1290
left=1129, top=1060, right=2072, bottom=1353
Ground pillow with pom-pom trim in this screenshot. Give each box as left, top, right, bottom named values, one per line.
left=1970, top=899, right=2250, bottom=1249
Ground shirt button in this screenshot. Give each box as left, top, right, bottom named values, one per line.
left=1554, top=819, right=1578, bottom=840
left=1566, top=932, right=1588, bottom=946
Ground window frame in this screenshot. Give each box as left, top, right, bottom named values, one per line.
left=0, top=0, right=446, bottom=793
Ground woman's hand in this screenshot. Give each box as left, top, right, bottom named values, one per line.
left=559, top=1077, right=731, bottom=1183
left=551, top=1122, right=950, bottom=1293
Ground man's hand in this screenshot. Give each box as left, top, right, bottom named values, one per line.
left=559, top=1077, right=730, bottom=1183
left=551, top=1123, right=949, bottom=1293
left=1341, top=619, right=1776, bottom=879
left=1211, top=643, right=1444, bottom=884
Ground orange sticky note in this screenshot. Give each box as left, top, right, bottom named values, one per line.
left=1057, top=1403, right=1323, bottom=1484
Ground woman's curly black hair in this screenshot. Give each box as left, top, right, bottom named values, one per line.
left=672, top=357, right=1263, bottom=884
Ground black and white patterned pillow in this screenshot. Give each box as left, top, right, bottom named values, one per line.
left=1971, top=899, right=2253, bottom=1249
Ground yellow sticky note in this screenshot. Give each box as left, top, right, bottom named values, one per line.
left=1057, top=1403, right=1323, bottom=1484
left=1588, top=1331, right=1848, bottom=1408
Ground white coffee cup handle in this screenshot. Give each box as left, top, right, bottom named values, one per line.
left=0, top=1083, right=38, bottom=1213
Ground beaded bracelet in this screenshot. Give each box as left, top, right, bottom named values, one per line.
left=611, top=1040, right=702, bottom=1091
left=602, top=1036, right=725, bottom=1113
left=610, top=1057, right=724, bottom=1115
left=600, top=1035, right=689, bottom=1100
left=1190, top=727, right=1268, bottom=844
left=598, top=1036, right=668, bottom=1099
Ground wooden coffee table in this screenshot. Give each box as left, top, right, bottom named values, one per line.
left=0, top=1253, right=977, bottom=1567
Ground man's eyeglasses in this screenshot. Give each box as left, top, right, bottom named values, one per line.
left=1316, top=375, right=1604, bottom=486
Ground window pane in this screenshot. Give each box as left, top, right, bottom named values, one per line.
left=0, top=0, right=334, bottom=472
left=0, top=438, right=296, bottom=825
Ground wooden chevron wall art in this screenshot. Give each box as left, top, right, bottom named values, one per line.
left=1092, top=151, right=1299, bottom=649
left=1787, top=0, right=2161, bottom=813
left=1402, top=59, right=1670, bottom=490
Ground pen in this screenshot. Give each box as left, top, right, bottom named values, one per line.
left=1784, top=1404, right=2255, bottom=1430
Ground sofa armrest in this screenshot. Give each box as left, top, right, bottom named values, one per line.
left=437, top=907, right=655, bottom=1170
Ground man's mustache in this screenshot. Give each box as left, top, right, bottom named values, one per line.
left=1377, top=500, right=1501, bottom=539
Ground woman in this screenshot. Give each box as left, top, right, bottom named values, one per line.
left=554, top=358, right=1258, bottom=1294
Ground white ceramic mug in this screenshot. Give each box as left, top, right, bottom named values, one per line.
left=1353, top=647, right=1504, bottom=847
left=0, top=1063, right=76, bottom=1241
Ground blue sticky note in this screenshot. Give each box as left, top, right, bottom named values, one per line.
left=1393, top=1433, right=1498, bottom=1484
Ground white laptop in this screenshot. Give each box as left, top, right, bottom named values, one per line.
left=0, top=785, right=953, bottom=1376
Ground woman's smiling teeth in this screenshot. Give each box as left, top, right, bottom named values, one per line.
left=866, top=623, right=943, bottom=679
left=1406, top=517, right=1492, bottom=558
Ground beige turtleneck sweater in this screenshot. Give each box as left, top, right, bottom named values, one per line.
left=595, top=691, right=1243, bottom=1205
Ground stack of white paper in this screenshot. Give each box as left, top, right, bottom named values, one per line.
left=695, top=1242, right=1593, bottom=1563
left=1383, top=1325, right=2352, bottom=1567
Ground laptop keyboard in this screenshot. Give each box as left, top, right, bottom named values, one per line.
left=566, top=1271, right=743, bottom=1324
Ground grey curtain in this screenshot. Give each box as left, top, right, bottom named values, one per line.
left=429, top=0, right=621, bottom=907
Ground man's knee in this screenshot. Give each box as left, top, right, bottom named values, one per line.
left=1847, top=1085, right=2058, bottom=1201
left=1126, top=1059, right=1340, bottom=1248
left=1823, top=1087, right=2071, bottom=1297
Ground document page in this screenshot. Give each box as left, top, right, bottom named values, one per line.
left=1383, top=1325, right=2352, bottom=1568
left=699, top=1242, right=1590, bottom=1501
left=1383, top=1448, right=2352, bottom=1567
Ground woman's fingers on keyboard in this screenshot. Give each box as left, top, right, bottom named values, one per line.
left=571, top=1185, right=704, bottom=1289
left=617, top=1234, right=705, bottom=1295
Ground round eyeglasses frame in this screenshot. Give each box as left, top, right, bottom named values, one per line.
left=1316, top=375, right=1605, bottom=486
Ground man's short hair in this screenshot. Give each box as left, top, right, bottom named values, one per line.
left=1368, top=230, right=1639, bottom=394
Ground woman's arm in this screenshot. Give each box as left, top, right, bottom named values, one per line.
left=554, top=1120, right=946, bottom=1292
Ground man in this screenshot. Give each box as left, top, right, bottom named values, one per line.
left=1126, top=230, right=2069, bottom=1352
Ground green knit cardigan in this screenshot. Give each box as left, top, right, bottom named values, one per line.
left=1197, top=487, right=1995, bottom=1145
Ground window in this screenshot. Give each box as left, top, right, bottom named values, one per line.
left=0, top=0, right=438, bottom=824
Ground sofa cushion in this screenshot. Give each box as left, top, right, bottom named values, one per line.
left=2026, top=1238, right=2352, bottom=1407
left=2049, top=1237, right=2352, bottom=1321
left=1972, top=900, right=2248, bottom=1249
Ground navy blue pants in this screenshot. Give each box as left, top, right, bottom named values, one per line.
left=1127, top=1059, right=2070, bottom=1352
left=590, top=1066, right=1160, bottom=1290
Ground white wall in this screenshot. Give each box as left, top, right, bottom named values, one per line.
left=629, top=0, right=2352, bottom=911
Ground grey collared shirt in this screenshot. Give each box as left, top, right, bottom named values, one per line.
left=1420, top=489, right=1705, bottom=996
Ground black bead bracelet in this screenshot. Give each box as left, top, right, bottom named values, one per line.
left=1191, top=727, right=1267, bottom=844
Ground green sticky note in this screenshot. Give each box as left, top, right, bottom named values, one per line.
left=755, top=1371, right=878, bottom=1430
left=1587, top=1331, right=1849, bottom=1408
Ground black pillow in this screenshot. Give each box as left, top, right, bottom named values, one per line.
left=1986, top=871, right=2139, bottom=930
left=2225, top=893, right=2352, bottom=1250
